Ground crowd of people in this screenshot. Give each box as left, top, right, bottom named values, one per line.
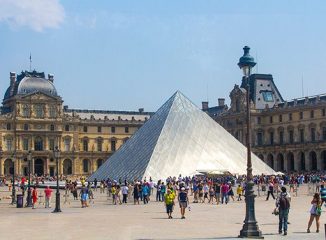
left=0, top=172, right=325, bottom=235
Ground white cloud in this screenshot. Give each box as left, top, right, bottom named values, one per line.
left=0, top=0, right=65, bottom=31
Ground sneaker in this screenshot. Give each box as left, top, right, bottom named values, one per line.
left=307, top=229, right=310, bottom=233
left=279, top=231, right=282, bottom=234
left=284, top=232, right=287, bottom=236
left=316, top=229, right=319, bottom=233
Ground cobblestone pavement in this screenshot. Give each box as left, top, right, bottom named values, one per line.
left=0, top=185, right=325, bottom=240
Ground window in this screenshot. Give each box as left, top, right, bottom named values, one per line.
left=289, top=113, right=292, bottom=121
left=23, top=138, right=29, bottom=150
left=6, top=123, right=11, bottom=130
left=65, top=125, right=70, bottom=131
left=6, top=139, right=12, bottom=151
left=22, top=104, right=30, bottom=117
left=83, top=139, right=88, bottom=151
left=23, top=124, right=29, bottom=131
left=322, top=109, right=326, bottom=117
left=279, top=115, right=282, bottom=123
left=300, top=129, right=304, bottom=143
left=310, top=110, right=314, bottom=118
left=262, top=91, right=274, bottom=102
left=270, top=132, right=274, bottom=145
left=299, top=112, right=303, bottom=119
left=111, top=140, right=116, bottom=151
left=235, top=99, right=240, bottom=112
left=289, top=130, right=294, bottom=144
left=279, top=131, right=284, bottom=144
left=269, top=116, right=273, bottom=124
left=97, top=139, right=102, bottom=152
left=311, top=128, right=316, bottom=142
left=83, top=159, right=89, bottom=173
left=49, top=139, right=55, bottom=151
left=323, top=127, right=326, bottom=141
left=125, top=127, right=129, bottom=133
left=50, top=124, right=55, bottom=131
left=257, top=117, right=261, bottom=124
left=49, top=105, right=56, bottom=118
left=35, top=104, right=44, bottom=118
left=83, top=126, right=88, bottom=133
left=97, top=126, right=102, bottom=133
left=111, top=126, right=116, bottom=133
left=34, top=137, right=43, bottom=151
left=64, top=138, right=70, bottom=151
left=257, top=133, right=263, bottom=146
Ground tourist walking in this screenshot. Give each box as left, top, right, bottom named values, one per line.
left=276, top=186, right=291, bottom=235
left=133, top=182, right=140, bottom=205
left=320, top=185, right=326, bottom=204
left=80, top=185, right=89, bottom=208
left=32, top=186, right=38, bottom=209
left=221, top=183, right=229, bottom=204
left=142, top=183, right=149, bottom=204
left=266, top=181, right=275, bottom=201
left=122, top=184, right=128, bottom=203
left=44, top=186, right=52, bottom=208
left=156, top=181, right=162, bottom=201
left=307, top=193, right=322, bottom=233
left=164, top=189, right=175, bottom=219
left=178, top=187, right=189, bottom=219
left=237, top=184, right=243, bottom=201
left=214, top=182, right=221, bottom=204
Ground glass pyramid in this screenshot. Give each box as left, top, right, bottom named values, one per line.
left=88, top=91, right=275, bottom=181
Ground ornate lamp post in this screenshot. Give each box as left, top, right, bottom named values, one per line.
left=11, top=151, right=16, bottom=205
left=53, top=146, right=62, bottom=213
left=238, top=46, right=263, bottom=238
left=26, top=150, right=33, bottom=207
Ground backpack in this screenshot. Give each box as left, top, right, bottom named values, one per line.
left=279, top=195, right=290, bottom=210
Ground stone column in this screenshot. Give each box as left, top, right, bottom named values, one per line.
left=294, top=152, right=300, bottom=172
left=0, top=158, right=3, bottom=176
left=304, top=152, right=310, bottom=171
left=316, top=151, right=322, bottom=171
left=283, top=153, right=288, bottom=172
left=273, top=154, right=278, bottom=171
left=32, top=158, right=35, bottom=174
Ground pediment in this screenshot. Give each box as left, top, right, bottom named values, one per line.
left=20, top=91, right=60, bottom=101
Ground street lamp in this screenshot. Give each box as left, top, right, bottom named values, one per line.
left=53, top=146, right=62, bottom=213
left=26, top=150, right=33, bottom=207
left=11, top=151, right=16, bottom=205
left=238, top=46, right=263, bottom=238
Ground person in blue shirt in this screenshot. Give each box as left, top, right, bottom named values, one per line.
left=142, top=183, right=149, bottom=204
left=320, top=185, right=326, bottom=205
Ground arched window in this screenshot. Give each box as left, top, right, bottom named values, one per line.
left=34, top=137, right=43, bottom=151
left=63, top=159, right=72, bottom=175
left=97, top=159, right=103, bottom=169
left=83, top=159, right=89, bottom=173
left=111, top=139, right=116, bottom=151
left=35, top=104, right=44, bottom=118
left=64, top=138, right=71, bottom=151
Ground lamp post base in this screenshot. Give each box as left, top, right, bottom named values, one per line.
left=26, top=188, right=33, bottom=207
left=239, top=181, right=264, bottom=239
left=52, top=192, right=62, bottom=213
left=11, top=188, right=16, bottom=205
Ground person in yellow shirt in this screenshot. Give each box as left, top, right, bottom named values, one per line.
left=164, top=189, right=175, bottom=219
left=237, top=185, right=243, bottom=201
left=111, top=185, right=117, bottom=205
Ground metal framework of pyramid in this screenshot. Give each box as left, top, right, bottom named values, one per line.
left=88, top=91, right=275, bottom=181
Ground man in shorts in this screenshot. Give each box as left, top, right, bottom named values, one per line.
left=164, top=189, right=175, bottom=219
left=178, top=187, right=189, bottom=219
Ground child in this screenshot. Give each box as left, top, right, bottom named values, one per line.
left=237, top=184, right=243, bottom=201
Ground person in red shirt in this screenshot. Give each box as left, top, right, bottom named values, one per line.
left=32, top=186, right=38, bottom=209
left=44, top=186, right=53, bottom=208
left=21, top=177, right=26, bottom=194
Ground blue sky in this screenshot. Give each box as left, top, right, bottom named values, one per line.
left=1, top=0, right=326, bottom=111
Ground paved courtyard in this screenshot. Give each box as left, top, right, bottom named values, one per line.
left=0, top=185, right=325, bottom=240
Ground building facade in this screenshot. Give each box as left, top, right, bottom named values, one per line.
left=0, top=70, right=152, bottom=177
left=204, top=50, right=326, bottom=173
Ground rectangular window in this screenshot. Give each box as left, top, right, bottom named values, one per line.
left=97, top=126, right=102, bottom=133
left=311, top=128, right=316, bottom=142
left=50, top=124, right=55, bottom=131
left=83, top=126, right=88, bottom=133
left=257, top=117, right=261, bottom=124
left=23, top=124, right=29, bottom=131
left=111, top=140, right=116, bottom=151
left=64, top=139, right=70, bottom=152
left=262, top=91, right=274, bottom=102
left=257, top=133, right=263, bottom=146
left=65, top=125, right=70, bottom=131
left=279, top=115, right=282, bottom=122
left=269, top=116, right=273, bottom=124
left=23, top=138, right=29, bottom=151
left=299, top=112, right=303, bottom=119
left=323, top=127, right=326, bottom=141
left=83, top=140, right=88, bottom=151
left=49, top=139, right=55, bottom=151
left=125, top=127, right=129, bottom=133
left=300, top=129, right=304, bottom=143
left=322, top=109, right=326, bottom=117
left=279, top=131, right=284, bottom=144
left=310, top=110, right=314, bottom=118
left=289, top=113, right=292, bottom=121
left=97, top=140, right=102, bottom=152
left=6, top=139, right=12, bottom=151
left=111, top=126, right=116, bottom=133
left=49, top=106, right=56, bottom=118
left=35, top=104, right=44, bottom=118
left=270, top=132, right=274, bottom=145
left=6, top=123, right=11, bottom=130
left=289, top=130, right=294, bottom=144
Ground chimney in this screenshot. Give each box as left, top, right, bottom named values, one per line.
left=202, top=101, right=209, bottom=110
left=48, top=74, right=54, bottom=82
left=10, top=72, right=16, bottom=86
left=218, top=98, right=225, bottom=107
left=139, top=108, right=144, bottom=113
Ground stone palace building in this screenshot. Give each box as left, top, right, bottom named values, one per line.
left=204, top=48, right=326, bottom=173
left=0, top=70, right=152, bottom=177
